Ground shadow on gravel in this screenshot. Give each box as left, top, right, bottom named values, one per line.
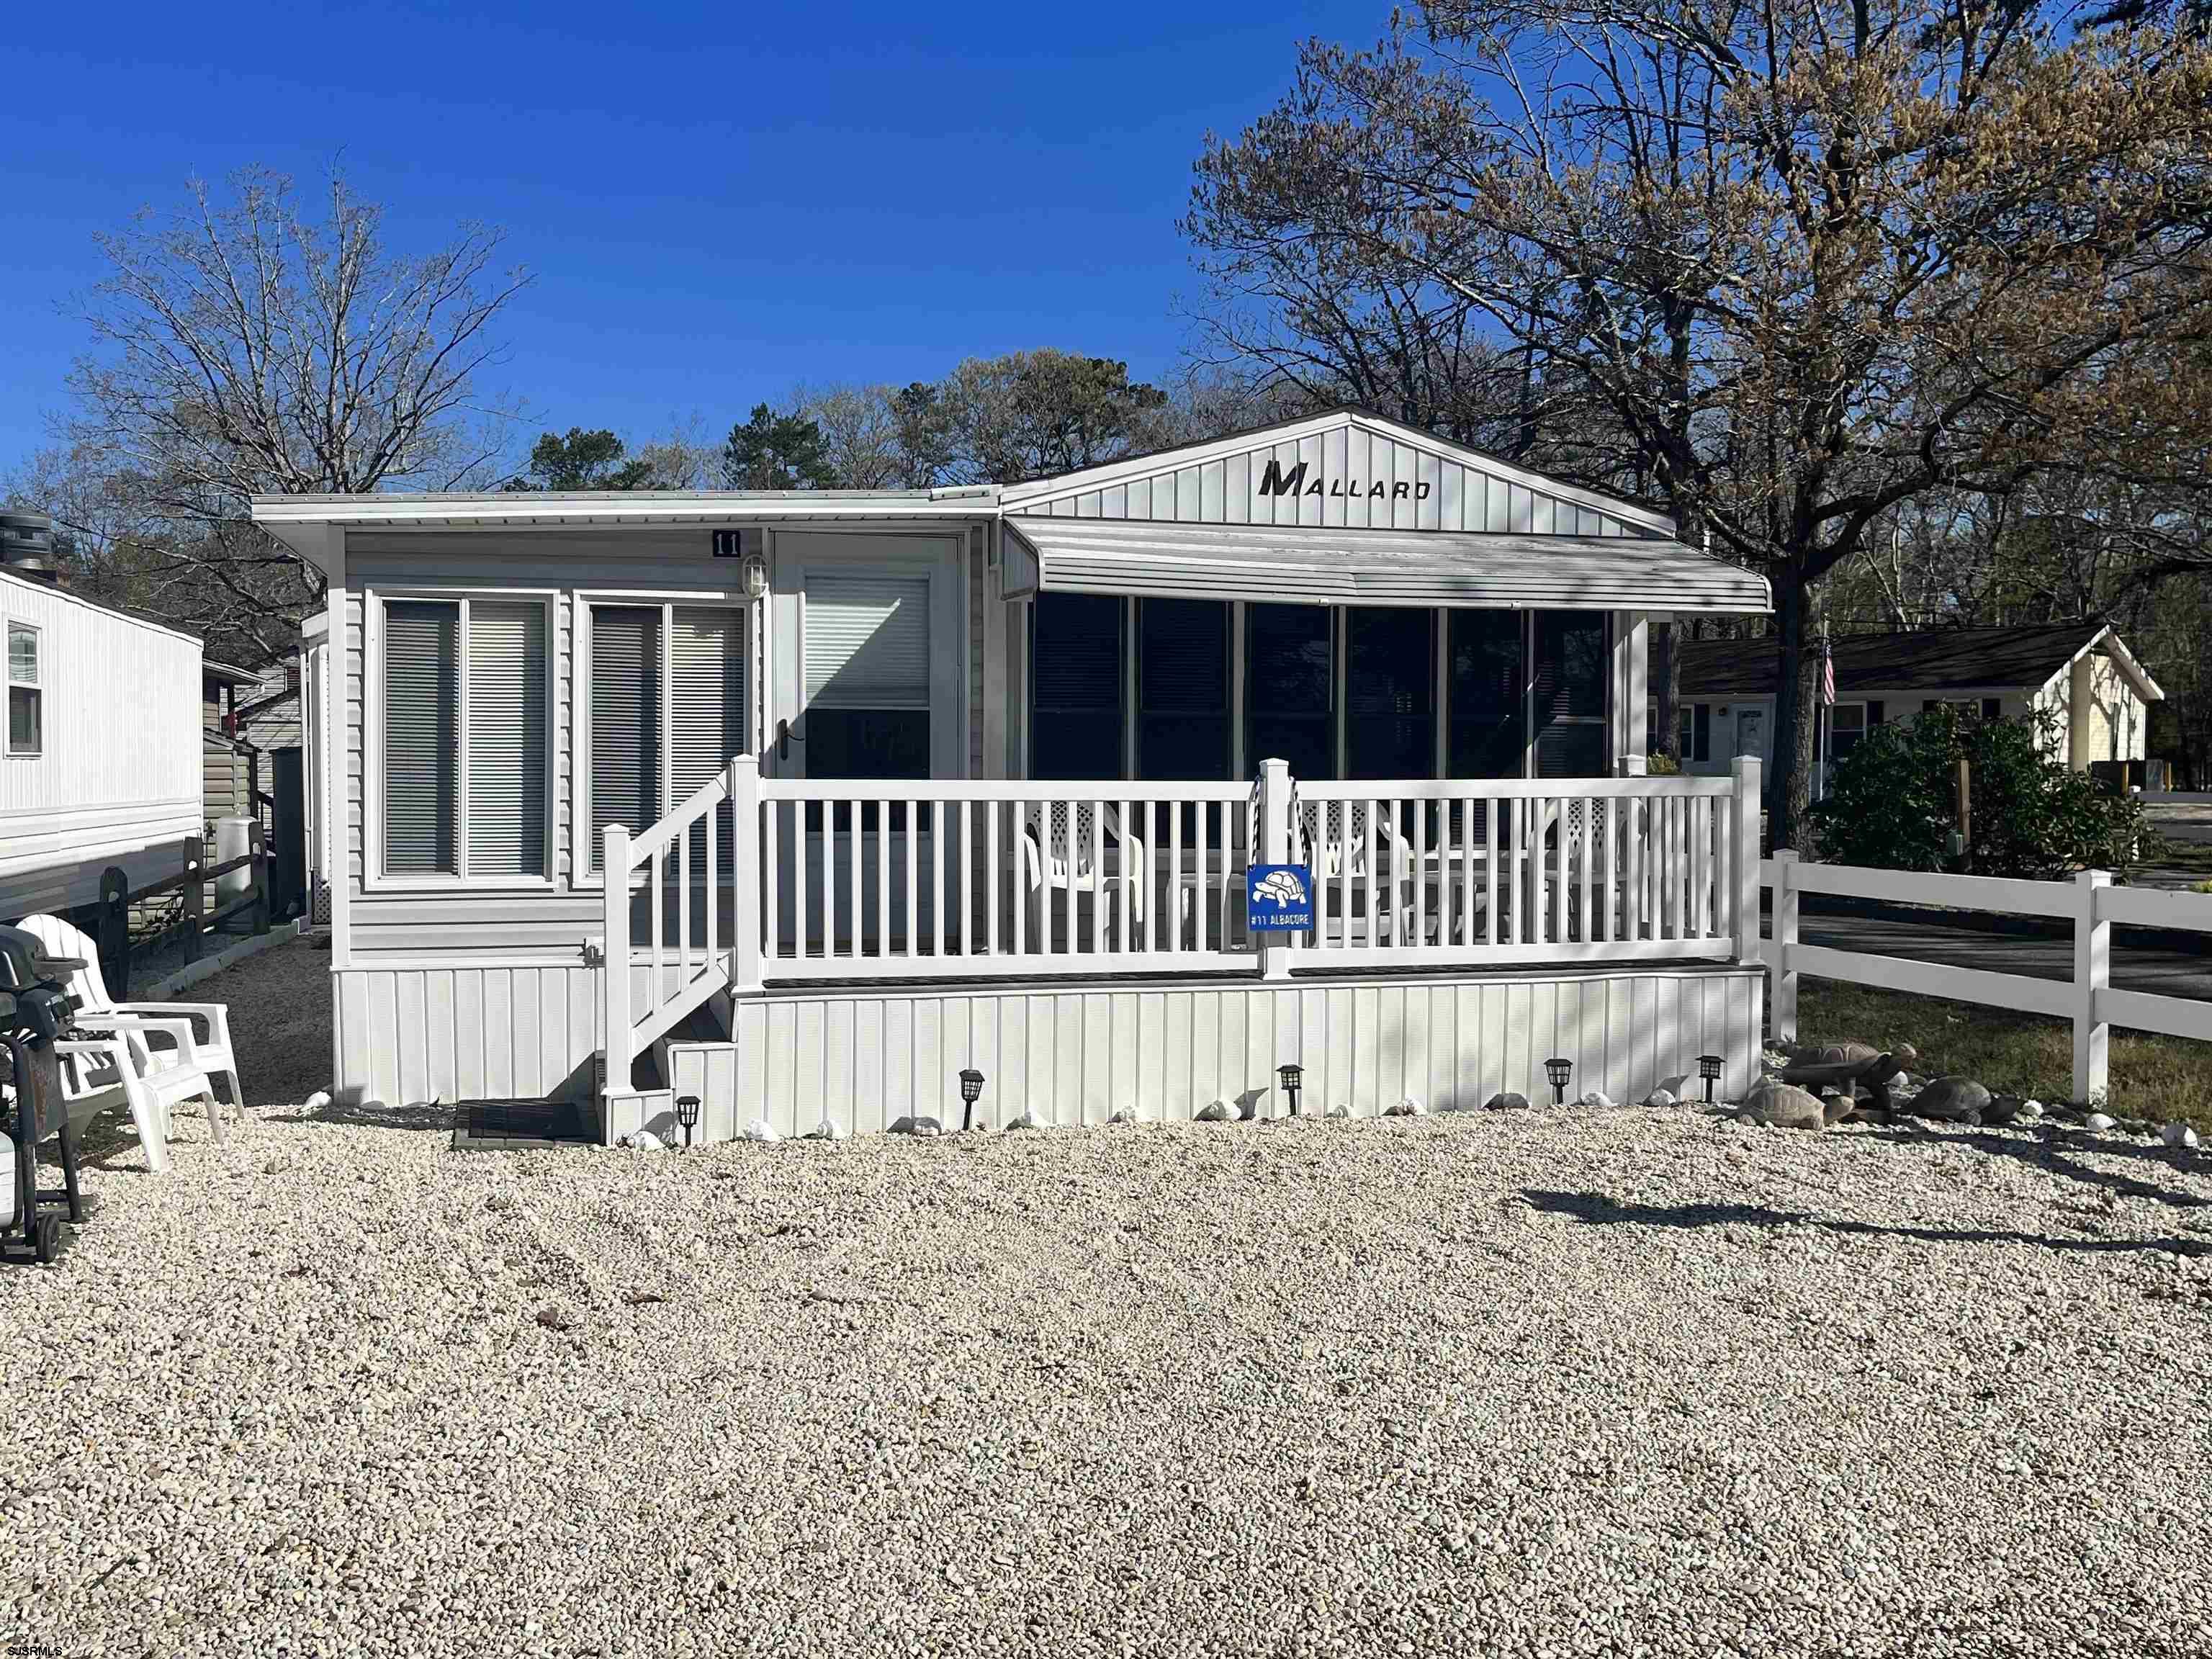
left=1523, top=1189, right=2210, bottom=1259
left=1856, top=1125, right=2212, bottom=1214
left=269, top=1098, right=457, bottom=1132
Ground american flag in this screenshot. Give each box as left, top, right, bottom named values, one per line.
left=1820, top=642, right=1835, bottom=708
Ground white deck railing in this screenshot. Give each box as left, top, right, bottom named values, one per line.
left=601, top=755, right=1765, bottom=1094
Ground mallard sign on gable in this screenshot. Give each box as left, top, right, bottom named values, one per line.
left=999, top=409, right=1670, bottom=540
left=1256, top=458, right=1433, bottom=503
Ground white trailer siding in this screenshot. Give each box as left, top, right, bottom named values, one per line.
left=0, top=567, right=202, bottom=919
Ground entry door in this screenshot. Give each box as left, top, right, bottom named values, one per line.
left=770, top=534, right=965, bottom=951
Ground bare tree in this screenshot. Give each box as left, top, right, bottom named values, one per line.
left=793, top=384, right=909, bottom=488
left=55, top=166, right=528, bottom=661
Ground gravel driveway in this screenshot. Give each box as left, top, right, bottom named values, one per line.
left=5, top=968, right=2211, bottom=1656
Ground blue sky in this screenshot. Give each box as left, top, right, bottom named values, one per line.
left=1, top=0, right=1362, bottom=476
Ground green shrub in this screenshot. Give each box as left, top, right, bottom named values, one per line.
left=1809, top=704, right=2152, bottom=879
left=1645, top=751, right=1680, bottom=776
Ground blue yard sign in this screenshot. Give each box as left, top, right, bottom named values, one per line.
left=1246, top=864, right=1315, bottom=932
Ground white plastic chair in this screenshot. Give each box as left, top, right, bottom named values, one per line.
left=1021, top=801, right=1149, bottom=949
left=16, top=914, right=242, bottom=1167
left=1303, top=800, right=1417, bottom=944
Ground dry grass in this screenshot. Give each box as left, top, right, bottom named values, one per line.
left=1797, top=976, right=2212, bottom=1130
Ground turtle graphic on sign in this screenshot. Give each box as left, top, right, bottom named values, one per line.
left=1246, top=863, right=1314, bottom=932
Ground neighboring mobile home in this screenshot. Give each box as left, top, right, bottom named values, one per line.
left=254, top=408, right=1776, bottom=1141
left=1670, top=623, right=2163, bottom=787
left=0, top=520, right=203, bottom=921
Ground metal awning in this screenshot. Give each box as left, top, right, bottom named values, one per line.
left=1001, top=517, right=1771, bottom=613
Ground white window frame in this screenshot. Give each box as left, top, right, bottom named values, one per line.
left=364, top=587, right=559, bottom=892
left=572, top=588, right=755, bottom=886
left=5, top=619, right=41, bottom=760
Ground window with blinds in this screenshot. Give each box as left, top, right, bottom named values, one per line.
left=585, top=601, right=748, bottom=868
left=1030, top=592, right=1124, bottom=780
left=1345, top=607, right=1435, bottom=779
left=1532, top=610, right=1608, bottom=778
left=383, top=601, right=461, bottom=875
left=467, top=602, right=548, bottom=876
left=804, top=570, right=930, bottom=778
left=1448, top=610, right=1525, bottom=779
left=1138, top=599, right=1229, bottom=781
left=1246, top=604, right=1335, bottom=781
left=381, top=597, right=550, bottom=878
left=590, top=606, right=662, bottom=868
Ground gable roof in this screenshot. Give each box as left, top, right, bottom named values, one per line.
left=1676, top=623, right=2162, bottom=701
left=997, top=406, right=1676, bottom=539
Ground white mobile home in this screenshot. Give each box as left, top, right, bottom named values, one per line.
left=255, top=409, right=1776, bottom=1141
left=1671, top=624, right=2163, bottom=787
left=0, top=552, right=204, bottom=921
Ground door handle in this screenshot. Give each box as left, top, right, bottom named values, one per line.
left=777, top=718, right=795, bottom=760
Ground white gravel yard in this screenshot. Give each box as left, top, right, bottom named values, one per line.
left=6, top=959, right=2212, bottom=1658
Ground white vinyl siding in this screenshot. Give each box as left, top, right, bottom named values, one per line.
left=804, top=572, right=930, bottom=709
left=377, top=594, right=552, bottom=881
left=466, top=601, right=549, bottom=876
left=7, top=621, right=42, bottom=757
left=382, top=603, right=458, bottom=873
left=584, top=601, right=747, bottom=871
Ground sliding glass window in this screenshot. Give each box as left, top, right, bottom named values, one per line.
left=1246, top=604, right=1334, bottom=781
left=1447, top=611, right=1526, bottom=778
left=1029, top=592, right=1124, bottom=780
left=1344, top=608, right=1435, bottom=778
left=1137, top=599, right=1231, bottom=779
left=1532, top=610, right=1609, bottom=777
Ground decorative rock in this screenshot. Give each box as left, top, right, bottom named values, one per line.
left=1007, top=1110, right=1040, bottom=1130
left=1912, top=1076, right=1992, bottom=1122
left=2163, top=1122, right=2200, bottom=1150
left=1384, top=1096, right=1426, bottom=1118
left=1237, top=1097, right=1261, bottom=1121
left=1578, top=1089, right=1617, bottom=1110
left=889, top=1115, right=943, bottom=1137
left=1735, top=1082, right=1826, bottom=1132
left=1325, top=1104, right=1352, bottom=1120
left=2085, top=1112, right=2117, bottom=1131
left=1819, top=1089, right=1856, bottom=1125
left=1657, top=1074, right=1691, bottom=1097
left=303, top=1089, right=333, bottom=1111
left=806, top=1118, right=847, bottom=1141
left=620, top=1130, right=665, bottom=1151
left=742, top=1120, right=779, bottom=1143
left=1485, top=1092, right=1532, bottom=1112
left=1195, top=1100, right=1234, bottom=1123
left=1642, top=1088, right=1677, bottom=1108
left=1107, top=1108, right=1137, bottom=1125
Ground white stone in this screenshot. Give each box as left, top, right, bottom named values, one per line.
left=889, top=1115, right=943, bottom=1137
left=303, top=1089, right=332, bottom=1111
left=1326, top=1104, right=1352, bottom=1120
left=742, top=1120, right=779, bottom=1144
left=1195, top=1100, right=1234, bottom=1123
left=2085, top=1112, right=2117, bottom=1132
left=806, top=1118, right=848, bottom=1141
left=1579, top=1089, right=1617, bottom=1110
left=1642, top=1089, right=1677, bottom=1108
left=1658, top=1074, right=1691, bottom=1097
left=1398, top=1096, right=1426, bottom=1117
left=621, top=1130, right=665, bottom=1151
left=1108, top=1108, right=1138, bottom=1125
left=2163, top=1123, right=2200, bottom=1150
left=1007, top=1110, right=1040, bottom=1130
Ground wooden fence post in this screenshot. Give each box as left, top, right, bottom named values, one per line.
left=603, top=826, right=634, bottom=1105
left=97, top=866, right=130, bottom=997
left=1732, top=755, right=1762, bottom=966
left=181, top=835, right=205, bottom=963
left=729, top=755, right=763, bottom=996
left=2074, top=868, right=2111, bottom=1105
left=249, top=819, right=271, bottom=935
left=1769, top=849, right=1799, bottom=1043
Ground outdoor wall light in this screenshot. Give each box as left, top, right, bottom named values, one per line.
left=1697, top=1054, right=1725, bottom=1104
left=958, top=1069, right=986, bottom=1130
left=675, top=1094, right=701, bottom=1148
left=1277, top=1062, right=1304, bottom=1118
left=740, top=552, right=769, bottom=599
left=1545, top=1057, right=1573, bottom=1105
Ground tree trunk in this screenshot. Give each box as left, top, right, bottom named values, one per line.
left=1653, top=620, right=1681, bottom=764
left=1771, top=570, right=1822, bottom=854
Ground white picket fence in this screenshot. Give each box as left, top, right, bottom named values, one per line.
left=1764, top=852, right=2212, bottom=1104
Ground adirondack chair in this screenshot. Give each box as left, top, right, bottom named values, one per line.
left=15, top=914, right=242, bottom=1166
left=1021, top=801, right=1150, bottom=950
left=1301, top=799, right=1419, bottom=945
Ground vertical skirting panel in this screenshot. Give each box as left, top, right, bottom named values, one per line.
left=331, top=964, right=604, bottom=1107
left=685, top=968, right=1762, bottom=1138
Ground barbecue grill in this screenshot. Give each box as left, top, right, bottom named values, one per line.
left=1, top=922, right=85, bottom=1263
